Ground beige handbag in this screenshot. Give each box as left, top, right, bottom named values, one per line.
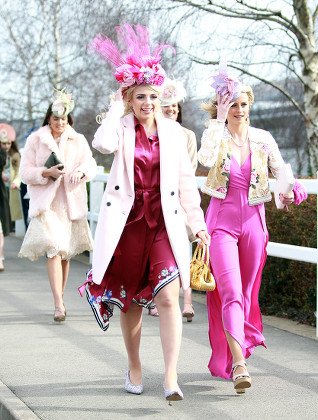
left=190, top=243, right=216, bottom=291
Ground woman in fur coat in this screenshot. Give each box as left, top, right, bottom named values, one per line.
left=19, top=90, right=97, bottom=322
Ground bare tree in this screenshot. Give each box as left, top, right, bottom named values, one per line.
left=0, top=0, right=156, bottom=136
left=158, top=0, right=318, bottom=174
left=0, top=0, right=50, bottom=123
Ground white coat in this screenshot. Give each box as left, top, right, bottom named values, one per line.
left=92, top=101, right=207, bottom=288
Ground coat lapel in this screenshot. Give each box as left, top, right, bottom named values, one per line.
left=37, top=126, right=60, bottom=157
left=156, top=113, right=174, bottom=188
left=122, top=114, right=135, bottom=193
left=38, top=124, right=76, bottom=164
left=59, top=126, right=76, bottom=164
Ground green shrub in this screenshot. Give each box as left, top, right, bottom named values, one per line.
left=262, top=194, right=316, bottom=326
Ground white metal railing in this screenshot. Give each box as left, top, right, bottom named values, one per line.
left=89, top=168, right=318, bottom=336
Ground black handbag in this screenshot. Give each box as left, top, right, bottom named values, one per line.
left=44, top=152, right=64, bottom=181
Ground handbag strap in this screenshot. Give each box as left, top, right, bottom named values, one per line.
left=193, top=243, right=204, bottom=260
left=192, top=244, right=200, bottom=261
left=205, top=243, right=210, bottom=264
left=192, top=242, right=208, bottom=263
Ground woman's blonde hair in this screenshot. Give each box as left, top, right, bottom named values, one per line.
left=96, top=84, right=162, bottom=124
left=201, top=85, right=255, bottom=120
left=122, top=84, right=162, bottom=117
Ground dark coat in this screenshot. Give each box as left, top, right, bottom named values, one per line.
left=0, top=148, right=11, bottom=236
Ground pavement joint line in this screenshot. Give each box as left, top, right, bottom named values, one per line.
left=0, top=381, right=40, bottom=420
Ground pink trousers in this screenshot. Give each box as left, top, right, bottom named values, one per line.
left=206, top=155, right=268, bottom=379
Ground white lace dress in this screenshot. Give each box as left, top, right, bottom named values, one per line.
left=19, top=177, right=93, bottom=261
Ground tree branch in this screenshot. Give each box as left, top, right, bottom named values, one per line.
left=169, top=0, right=308, bottom=44
left=190, top=55, right=311, bottom=123
left=0, top=12, right=28, bottom=67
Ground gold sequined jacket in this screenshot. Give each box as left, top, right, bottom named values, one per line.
left=198, top=120, right=285, bottom=206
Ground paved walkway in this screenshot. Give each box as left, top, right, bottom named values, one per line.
left=0, top=235, right=317, bottom=420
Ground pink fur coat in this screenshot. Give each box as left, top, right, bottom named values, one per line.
left=19, top=124, right=97, bottom=220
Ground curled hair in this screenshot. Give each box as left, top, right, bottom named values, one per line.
left=202, top=85, right=254, bottom=121
left=122, top=84, right=161, bottom=117
left=42, top=103, right=74, bottom=127
left=177, top=103, right=182, bottom=124
left=96, top=84, right=162, bottom=124
left=9, top=140, right=19, bottom=156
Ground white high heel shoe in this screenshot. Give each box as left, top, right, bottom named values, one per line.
left=163, top=384, right=184, bottom=405
left=125, top=371, right=143, bottom=395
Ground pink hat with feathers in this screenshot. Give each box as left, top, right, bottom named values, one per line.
left=89, top=23, right=174, bottom=88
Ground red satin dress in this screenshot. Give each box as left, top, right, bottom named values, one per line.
left=84, top=120, right=179, bottom=331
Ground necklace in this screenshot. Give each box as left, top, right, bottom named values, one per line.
left=229, top=128, right=249, bottom=147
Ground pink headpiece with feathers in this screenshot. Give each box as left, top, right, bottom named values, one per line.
left=89, top=23, right=173, bottom=87
left=210, top=58, right=242, bottom=100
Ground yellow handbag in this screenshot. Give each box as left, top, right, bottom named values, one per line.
left=190, top=243, right=216, bottom=291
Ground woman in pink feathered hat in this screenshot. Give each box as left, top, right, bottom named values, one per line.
left=80, top=23, right=210, bottom=403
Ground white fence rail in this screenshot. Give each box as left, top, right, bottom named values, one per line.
left=89, top=169, right=318, bottom=336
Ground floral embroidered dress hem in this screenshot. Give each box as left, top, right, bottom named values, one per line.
left=84, top=120, right=179, bottom=331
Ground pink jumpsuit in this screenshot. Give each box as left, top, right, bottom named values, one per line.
left=206, top=154, right=268, bottom=379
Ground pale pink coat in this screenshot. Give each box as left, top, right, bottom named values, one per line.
left=92, top=101, right=206, bottom=287
left=19, top=125, right=97, bottom=220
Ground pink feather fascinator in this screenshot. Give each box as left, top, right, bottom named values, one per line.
left=210, top=58, right=242, bottom=100
left=89, top=23, right=174, bottom=87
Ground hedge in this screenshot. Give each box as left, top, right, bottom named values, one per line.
left=198, top=171, right=316, bottom=327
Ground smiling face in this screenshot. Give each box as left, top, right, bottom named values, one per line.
left=227, top=93, right=250, bottom=126
left=128, top=85, right=160, bottom=124
left=161, top=103, right=179, bottom=121
left=48, top=114, right=68, bottom=138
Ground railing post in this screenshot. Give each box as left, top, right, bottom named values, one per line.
left=89, top=166, right=105, bottom=263
left=87, top=171, right=318, bottom=335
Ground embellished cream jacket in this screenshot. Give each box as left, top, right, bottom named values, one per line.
left=198, top=120, right=285, bottom=206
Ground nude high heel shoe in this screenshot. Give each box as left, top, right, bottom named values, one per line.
left=232, top=360, right=251, bottom=394
left=182, top=303, right=195, bottom=322
left=54, top=306, right=66, bottom=322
